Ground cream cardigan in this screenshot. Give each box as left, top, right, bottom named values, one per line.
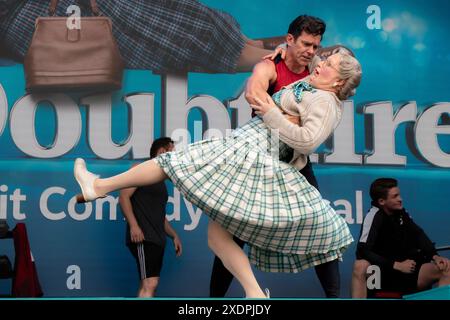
left=262, top=79, right=343, bottom=170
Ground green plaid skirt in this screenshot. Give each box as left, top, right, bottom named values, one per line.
left=155, top=117, right=353, bottom=272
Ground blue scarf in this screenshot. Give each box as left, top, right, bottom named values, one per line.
left=272, top=81, right=315, bottom=107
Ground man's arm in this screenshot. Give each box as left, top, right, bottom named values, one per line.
left=358, top=209, right=419, bottom=274
left=245, top=59, right=277, bottom=105
left=356, top=208, right=396, bottom=270
left=432, top=255, right=450, bottom=274
left=118, top=164, right=144, bottom=243
left=164, top=218, right=182, bottom=257
left=407, top=214, right=438, bottom=261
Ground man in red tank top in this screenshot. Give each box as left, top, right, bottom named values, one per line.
left=210, top=15, right=343, bottom=299
left=246, top=15, right=323, bottom=106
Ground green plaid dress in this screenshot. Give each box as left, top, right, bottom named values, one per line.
left=155, top=115, right=353, bottom=273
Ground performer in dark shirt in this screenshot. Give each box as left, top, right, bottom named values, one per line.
left=352, top=178, right=450, bottom=298
left=119, top=137, right=182, bottom=297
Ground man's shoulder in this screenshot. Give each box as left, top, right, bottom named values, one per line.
left=400, top=208, right=414, bottom=222
left=251, top=59, right=277, bottom=82
left=363, top=206, right=385, bottom=223
left=256, top=58, right=277, bottom=70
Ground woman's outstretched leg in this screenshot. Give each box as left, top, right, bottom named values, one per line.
left=74, top=158, right=168, bottom=202
left=207, top=220, right=266, bottom=298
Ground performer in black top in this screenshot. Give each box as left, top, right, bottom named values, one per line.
left=352, top=178, right=450, bottom=298
left=119, top=137, right=182, bottom=297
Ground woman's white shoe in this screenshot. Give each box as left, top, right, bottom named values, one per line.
left=264, top=288, right=270, bottom=298
left=74, top=158, right=102, bottom=203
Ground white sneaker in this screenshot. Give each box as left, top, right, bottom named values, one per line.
left=74, top=158, right=102, bottom=203
left=264, top=288, right=270, bottom=298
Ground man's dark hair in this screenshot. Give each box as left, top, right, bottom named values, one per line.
left=150, top=137, right=174, bottom=159
left=288, top=15, right=326, bottom=39
left=370, top=178, right=398, bottom=206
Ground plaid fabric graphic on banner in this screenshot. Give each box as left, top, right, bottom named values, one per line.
left=1, top=0, right=245, bottom=73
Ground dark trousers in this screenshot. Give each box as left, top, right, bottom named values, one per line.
left=210, top=236, right=340, bottom=298
left=209, top=158, right=341, bottom=298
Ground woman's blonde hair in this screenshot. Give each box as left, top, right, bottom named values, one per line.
left=337, top=52, right=362, bottom=100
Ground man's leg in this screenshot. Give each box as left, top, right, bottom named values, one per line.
left=351, top=259, right=371, bottom=298
left=209, top=236, right=247, bottom=297
left=417, top=262, right=450, bottom=290
left=139, top=277, right=159, bottom=297
left=314, top=259, right=340, bottom=298
left=207, top=220, right=266, bottom=298
left=300, top=159, right=341, bottom=298
left=129, top=242, right=165, bottom=298
left=300, top=160, right=341, bottom=297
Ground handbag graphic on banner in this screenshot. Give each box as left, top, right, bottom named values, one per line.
left=24, top=0, right=124, bottom=93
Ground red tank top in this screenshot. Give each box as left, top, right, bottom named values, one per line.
left=270, top=59, right=310, bottom=94
left=251, top=59, right=309, bottom=117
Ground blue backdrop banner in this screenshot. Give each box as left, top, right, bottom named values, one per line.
left=0, top=0, right=449, bottom=298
